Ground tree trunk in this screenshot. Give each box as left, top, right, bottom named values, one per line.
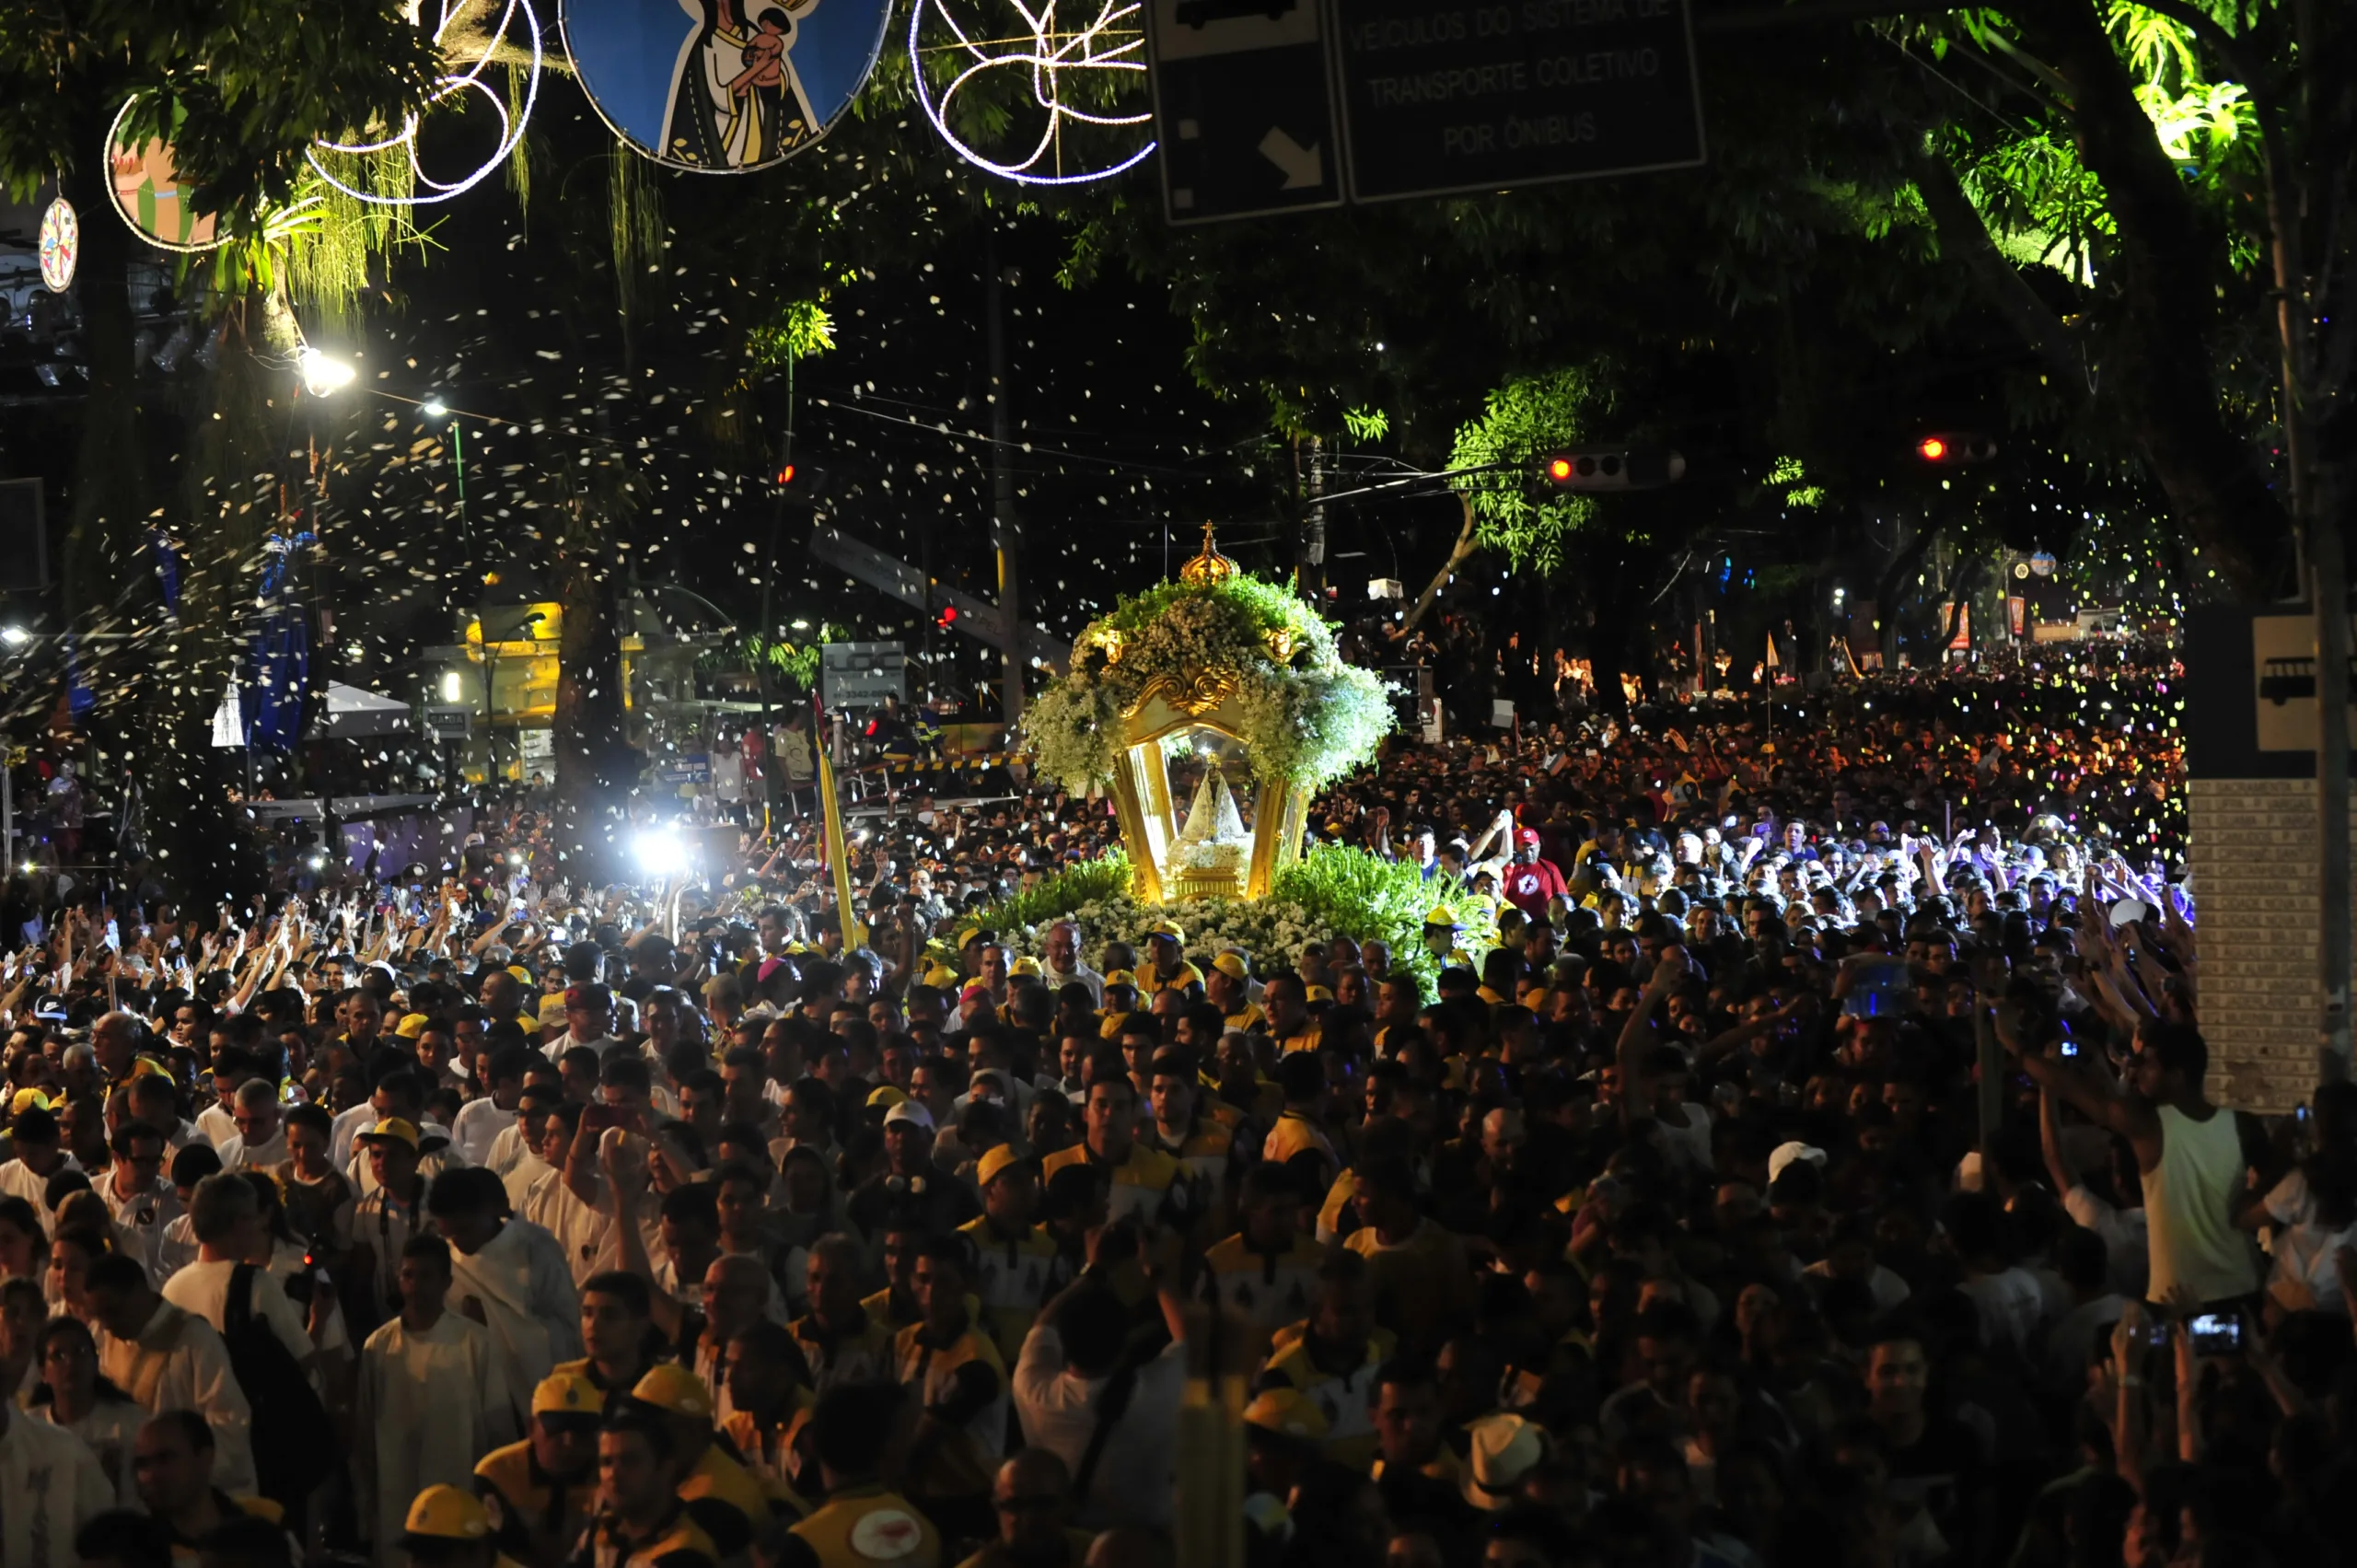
left=2006, top=0, right=2289, bottom=598
left=59, top=100, right=144, bottom=622
left=1399, top=494, right=1480, bottom=638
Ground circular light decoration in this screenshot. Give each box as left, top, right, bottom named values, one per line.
left=908, top=0, right=1155, bottom=184
left=308, top=0, right=542, bottom=204
left=105, top=100, right=226, bottom=252
left=560, top=0, right=895, bottom=173
left=37, top=199, right=78, bottom=293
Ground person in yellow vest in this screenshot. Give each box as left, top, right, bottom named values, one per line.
left=1094, top=974, right=1142, bottom=1040
left=958, top=1146, right=1066, bottom=1365
left=895, top=1237, right=1009, bottom=1540
left=1138, top=923, right=1203, bottom=997
left=552, top=1272, right=666, bottom=1410
left=718, top=1321, right=818, bottom=1508
left=1342, top=1156, right=1474, bottom=1353
left=577, top=1404, right=720, bottom=1568
left=953, top=1448, right=1097, bottom=1568
left=789, top=1237, right=896, bottom=1393
left=1241, top=1388, right=1328, bottom=1541
left=1144, top=1051, right=1235, bottom=1223
left=396, top=1484, right=528, bottom=1568
left=1205, top=956, right=1263, bottom=1034
left=1261, top=1054, right=1338, bottom=1185
left=130, top=1411, right=285, bottom=1568
left=1039, top=1069, right=1184, bottom=1228
left=475, top=1371, right=603, bottom=1568
left=629, top=1365, right=773, bottom=1560
left=1200, top=1165, right=1322, bottom=1360
left=1258, top=1251, right=1391, bottom=1470
left=789, top=1385, right=943, bottom=1568
left=1259, top=976, right=1322, bottom=1057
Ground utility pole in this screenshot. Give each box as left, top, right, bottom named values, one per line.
left=758, top=346, right=794, bottom=830
left=985, top=232, right=1023, bottom=727
left=1301, top=436, right=1328, bottom=603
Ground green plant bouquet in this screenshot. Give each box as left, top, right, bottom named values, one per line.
left=1021, top=570, right=1394, bottom=792
left=934, top=845, right=1492, bottom=1003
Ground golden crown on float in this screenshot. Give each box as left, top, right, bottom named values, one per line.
left=1022, top=523, right=1395, bottom=903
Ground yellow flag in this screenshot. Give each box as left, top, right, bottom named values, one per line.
left=816, top=747, right=867, bottom=951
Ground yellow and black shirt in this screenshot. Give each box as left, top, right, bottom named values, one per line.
left=477, top=1439, right=598, bottom=1565
left=956, top=1216, right=1066, bottom=1365
left=789, top=1482, right=943, bottom=1568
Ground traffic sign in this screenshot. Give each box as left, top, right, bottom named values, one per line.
left=1146, top=0, right=1346, bottom=224
left=1331, top=0, right=1705, bottom=202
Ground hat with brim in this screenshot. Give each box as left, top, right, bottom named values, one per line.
left=1461, top=1412, right=1547, bottom=1511
left=977, top=1143, right=1026, bottom=1187
left=400, top=1485, right=493, bottom=1546
left=531, top=1370, right=605, bottom=1429
left=356, top=1117, right=435, bottom=1154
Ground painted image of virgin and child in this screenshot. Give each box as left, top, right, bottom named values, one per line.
left=660, top=0, right=823, bottom=168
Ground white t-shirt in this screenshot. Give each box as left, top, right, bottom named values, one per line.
left=451, top=1098, right=517, bottom=1169
left=1013, top=1326, right=1189, bottom=1533
left=217, top=1128, right=288, bottom=1173
left=160, top=1258, right=316, bottom=1371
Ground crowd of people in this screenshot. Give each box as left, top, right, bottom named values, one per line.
left=0, top=663, right=2323, bottom=1568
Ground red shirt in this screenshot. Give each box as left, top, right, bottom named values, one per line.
left=1501, top=857, right=1568, bottom=916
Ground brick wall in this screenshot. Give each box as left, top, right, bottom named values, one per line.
left=2187, top=776, right=2356, bottom=1111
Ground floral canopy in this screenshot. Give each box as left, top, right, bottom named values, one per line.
left=1023, top=526, right=1392, bottom=901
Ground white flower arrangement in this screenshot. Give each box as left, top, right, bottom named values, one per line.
left=1023, top=573, right=1393, bottom=792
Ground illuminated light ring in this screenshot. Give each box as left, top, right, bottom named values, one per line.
left=103, top=99, right=231, bottom=253
left=909, top=0, right=1156, bottom=185
left=306, top=0, right=542, bottom=205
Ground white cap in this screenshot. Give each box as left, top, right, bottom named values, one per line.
left=1766, top=1141, right=1828, bottom=1187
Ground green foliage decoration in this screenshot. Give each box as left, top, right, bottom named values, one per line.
left=935, top=847, right=1490, bottom=1003
left=1022, top=572, right=1392, bottom=793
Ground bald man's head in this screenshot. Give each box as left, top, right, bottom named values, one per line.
left=993, top=1448, right=1075, bottom=1551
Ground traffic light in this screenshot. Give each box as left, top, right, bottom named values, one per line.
left=936, top=602, right=959, bottom=631
left=772, top=461, right=829, bottom=495
left=1538, top=448, right=1687, bottom=491
left=1915, top=433, right=1996, bottom=465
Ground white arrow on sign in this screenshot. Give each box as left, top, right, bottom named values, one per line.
left=1257, top=127, right=1323, bottom=189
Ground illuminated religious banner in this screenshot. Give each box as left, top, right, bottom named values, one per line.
left=563, top=0, right=893, bottom=170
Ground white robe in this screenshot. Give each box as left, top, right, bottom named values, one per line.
left=39, top=1397, right=145, bottom=1505
left=449, top=1219, right=582, bottom=1424
left=97, top=1298, right=256, bottom=1495
left=0, top=1409, right=115, bottom=1568
left=357, top=1311, right=515, bottom=1563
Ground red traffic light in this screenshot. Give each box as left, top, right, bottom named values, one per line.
left=775, top=462, right=797, bottom=485
left=1547, top=457, right=1575, bottom=483
left=937, top=604, right=959, bottom=629
left=1915, top=433, right=1996, bottom=465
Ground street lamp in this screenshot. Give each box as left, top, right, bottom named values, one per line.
left=420, top=398, right=448, bottom=417
left=299, top=347, right=355, bottom=397
left=0, top=627, right=29, bottom=647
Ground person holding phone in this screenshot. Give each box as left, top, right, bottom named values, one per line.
left=2003, top=1016, right=2270, bottom=1313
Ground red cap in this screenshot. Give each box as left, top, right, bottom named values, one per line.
left=1514, top=827, right=1541, bottom=845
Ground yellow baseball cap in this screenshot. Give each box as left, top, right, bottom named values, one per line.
left=394, top=1013, right=430, bottom=1040
left=9, top=1088, right=49, bottom=1116
left=922, top=966, right=961, bottom=990
left=536, top=995, right=569, bottom=1028
left=354, top=1117, right=423, bottom=1151
left=401, top=1485, right=493, bottom=1544
left=1145, top=920, right=1185, bottom=944
left=958, top=926, right=984, bottom=947
left=532, top=1369, right=604, bottom=1424
left=1425, top=905, right=1461, bottom=927
left=1210, top=953, right=1249, bottom=981
left=866, top=1086, right=908, bottom=1111
left=1009, top=956, right=1043, bottom=977
left=1244, top=1388, right=1329, bottom=1444
left=632, top=1363, right=714, bottom=1419
left=1306, top=985, right=1333, bottom=1003
left=506, top=965, right=532, bottom=983
left=977, top=1144, right=1025, bottom=1187
left=1103, top=970, right=1139, bottom=990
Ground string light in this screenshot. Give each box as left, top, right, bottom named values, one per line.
left=307, top=0, right=541, bottom=206
left=909, top=0, right=1155, bottom=185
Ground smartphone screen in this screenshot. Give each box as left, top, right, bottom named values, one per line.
left=2188, top=1313, right=2243, bottom=1355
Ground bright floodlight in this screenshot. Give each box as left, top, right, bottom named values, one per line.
left=421, top=398, right=449, bottom=417
left=0, top=627, right=29, bottom=646
left=633, top=830, right=689, bottom=878
left=299, top=347, right=356, bottom=396
left=440, top=671, right=463, bottom=703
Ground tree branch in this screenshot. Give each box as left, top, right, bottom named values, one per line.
left=1907, top=139, right=2086, bottom=392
